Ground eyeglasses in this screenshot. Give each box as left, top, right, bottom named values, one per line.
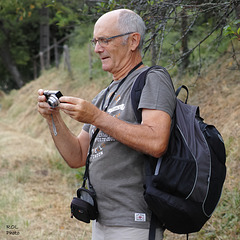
left=90, top=32, right=134, bottom=47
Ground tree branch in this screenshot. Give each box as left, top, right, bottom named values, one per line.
left=171, top=3, right=235, bottom=68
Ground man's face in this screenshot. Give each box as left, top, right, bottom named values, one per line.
left=93, top=15, right=131, bottom=76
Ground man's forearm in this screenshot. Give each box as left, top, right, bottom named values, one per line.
left=92, top=109, right=171, bottom=158
left=46, top=113, right=86, bottom=168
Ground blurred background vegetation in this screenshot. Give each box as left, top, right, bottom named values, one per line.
left=0, top=0, right=239, bottom=92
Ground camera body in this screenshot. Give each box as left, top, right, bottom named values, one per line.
left=43, top=90, right=63, bottom=108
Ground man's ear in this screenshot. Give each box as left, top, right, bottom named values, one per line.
left=130, top=33, right=141, bottom=51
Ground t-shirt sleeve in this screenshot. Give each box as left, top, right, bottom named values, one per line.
left=82, top=123, right=90, bottom=133
left=138, top=68, right=176, bottom=118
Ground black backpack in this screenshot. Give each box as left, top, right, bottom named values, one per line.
left=131, top=66, right=227, bottom=239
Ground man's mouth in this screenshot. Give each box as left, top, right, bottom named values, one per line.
left=100, top=56, right=109, bottom=61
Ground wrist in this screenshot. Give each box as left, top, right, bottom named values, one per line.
left=92, top=110, right=112, bottom=130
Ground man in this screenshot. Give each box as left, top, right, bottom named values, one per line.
left=38, top=9, right=176, bottom=240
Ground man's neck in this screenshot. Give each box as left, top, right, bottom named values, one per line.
left=112, top=55, right=144, bottom=81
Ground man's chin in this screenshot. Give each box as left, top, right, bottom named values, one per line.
left=101, top=58, right=112, bottom=70
left=101, top=64, right=111, bottom=72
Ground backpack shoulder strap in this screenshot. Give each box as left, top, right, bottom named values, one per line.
left=175, top=85, right=189, bottom=104
left=131, top=65, right=166, bottom=123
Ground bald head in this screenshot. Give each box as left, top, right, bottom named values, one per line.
left=95, top=9, right=132, bottom=27
left=95, top=9, right=120, bottom=26
left=94, top=9, right=146, bottom=50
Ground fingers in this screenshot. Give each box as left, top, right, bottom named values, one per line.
left=59, top=103, right=75, bottom=112
left=59, top=96, right=79, bottom=105
left=58, top=97, right=98, bottom=124
left=37, top=89, right=56, bottom=118
left=38, top=89, right=46, bottom=103
left=59, top=96, right=84, bottom=112
left=38, top=89, right=44, bottom=95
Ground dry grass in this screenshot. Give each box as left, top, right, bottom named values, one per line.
left=0, top=68, right=101, bottom=240
left=0, top=44, right=239, bottom=239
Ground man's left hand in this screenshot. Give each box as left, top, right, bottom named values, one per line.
left=59, top=96, right=101, bottom=124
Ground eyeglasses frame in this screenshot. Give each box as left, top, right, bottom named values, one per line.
left=91, top=32, right=134, bottom=47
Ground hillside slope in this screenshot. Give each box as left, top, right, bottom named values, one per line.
left=190, top=54, right=240, bottom=189
left=0, top=51, right=239, bottom=239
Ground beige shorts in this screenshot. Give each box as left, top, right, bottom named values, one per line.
left=92, top=221, right=164, bottom=240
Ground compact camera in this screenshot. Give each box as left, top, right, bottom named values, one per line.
left=43, top=90, right=63, bottom=108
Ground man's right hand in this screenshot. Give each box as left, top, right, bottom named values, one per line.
left=37, top=89, right=60, bottom=121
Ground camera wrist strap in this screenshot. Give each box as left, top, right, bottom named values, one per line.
left=82, top=61, right=143, bottom=190
left=51, top=114, right=58, bottom=136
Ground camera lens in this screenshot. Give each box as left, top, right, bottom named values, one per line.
left=47, top=95, right=60, bottom=108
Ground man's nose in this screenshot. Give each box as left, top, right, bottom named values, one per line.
left=94, top=41, right=104, bottom=53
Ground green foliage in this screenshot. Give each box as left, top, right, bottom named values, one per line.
left=0, top=1, right=42, bottom=90
left=47, top=0, right=83, bottom=27
left=0, top=0, right=238, bottom=91
left=223, top=20, right=240, bottom=41
left=47, top=0, right=98, bottom=28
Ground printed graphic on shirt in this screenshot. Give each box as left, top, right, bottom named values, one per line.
left=91, top=142, right=106, bottom=160
left=96, top=131, right=116, bottom=143
left=107, top=104, right=125, bottom=113
left=135, top=213, right=146, bottom=222
left=90, top=101, right=126, bottom=160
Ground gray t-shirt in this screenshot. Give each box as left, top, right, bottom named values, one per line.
left=83, top=66, right=176, bottom=229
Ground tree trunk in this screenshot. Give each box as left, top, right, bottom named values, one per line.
left=179, top=7, right=190, bottom=76
left=0, top=19, right=23, bottom=88
left=40, top=6, right=50, bottom=69
left=151, top=35, right=158, bottom=66
left=0, top=41, right=24, bottom=89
